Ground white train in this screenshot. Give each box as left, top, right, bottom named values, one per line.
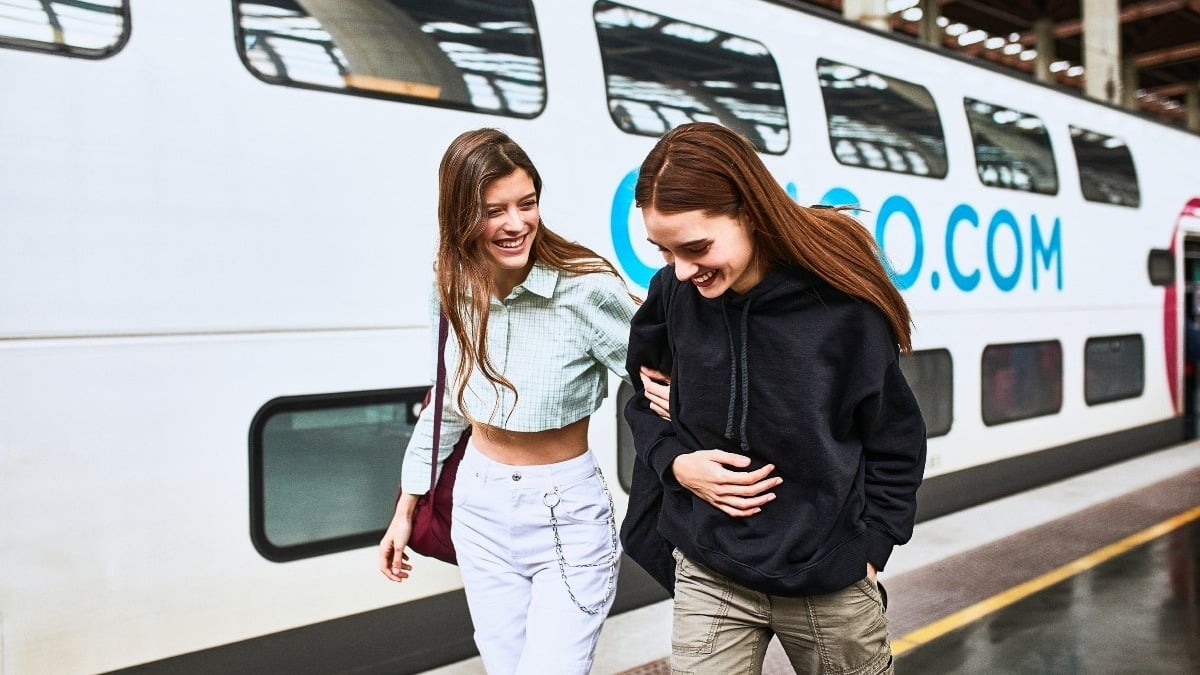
left=2, top=0, right=1198, bottom=673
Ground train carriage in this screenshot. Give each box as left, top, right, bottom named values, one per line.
left=1, top=1, right=1198, bottom=673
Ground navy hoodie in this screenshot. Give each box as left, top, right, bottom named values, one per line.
left=624, top=263, right=927, bottom=597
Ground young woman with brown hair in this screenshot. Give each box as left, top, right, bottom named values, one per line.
left=624, top=122, right=927, bottom=674
left=377, top=128, right=643, bottom=674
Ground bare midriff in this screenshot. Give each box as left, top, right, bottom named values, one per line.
left=469, top=416, right=590, bottom=465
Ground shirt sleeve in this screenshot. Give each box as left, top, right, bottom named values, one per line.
left=623, top=267, right=693, bottom=483
left=587, top=272, right=640, bottom=383
left=399, top=287, right=472, bottom=496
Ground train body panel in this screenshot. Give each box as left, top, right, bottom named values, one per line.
left=2, top=0, right=1198, bottom=672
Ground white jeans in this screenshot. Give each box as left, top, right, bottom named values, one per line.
left=451, top=442, right=620, bottom=675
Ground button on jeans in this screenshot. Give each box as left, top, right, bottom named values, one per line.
left=451, top=442, right=620, bottom=675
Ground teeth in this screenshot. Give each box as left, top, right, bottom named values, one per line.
left=695, top=270, right=715, bottom=283
left=496, top=236, right=525, bottom=249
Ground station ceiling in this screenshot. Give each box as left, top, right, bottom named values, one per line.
left=796, top=0, right=1200, bottom=127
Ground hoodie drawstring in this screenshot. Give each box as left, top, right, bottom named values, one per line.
left=737, top=299, right=751, bottom=452
left=721, top=297, right=753, bottom=453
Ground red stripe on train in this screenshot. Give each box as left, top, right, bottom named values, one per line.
left=1167, top=198, right=1200, bottom=414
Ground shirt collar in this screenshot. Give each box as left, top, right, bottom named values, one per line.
left=508, top=260, right=558, bottom=300
left=496, top=258, right=556, bottom=300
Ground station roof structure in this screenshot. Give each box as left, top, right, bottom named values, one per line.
left=795, top=0, right=1200, bottom=128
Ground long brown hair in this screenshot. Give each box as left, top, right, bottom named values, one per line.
left=436, top=128, right=633, bottom=420
left=634, top=122, right=912, bottom=351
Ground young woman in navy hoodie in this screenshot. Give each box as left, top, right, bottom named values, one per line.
left=624, top=122, right=927, bottom=675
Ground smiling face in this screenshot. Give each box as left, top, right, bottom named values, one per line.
left=480, top=168, right=540, bottom=295
left=643, top=207, right=763, bottom=297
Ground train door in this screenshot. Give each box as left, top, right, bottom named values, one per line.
left=1179, top=201, right=1200, bottom=438
left=1184, top=242, right=1200, bottom=438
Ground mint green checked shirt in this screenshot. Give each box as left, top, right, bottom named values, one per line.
left=400, top=261, right=638, bottom=495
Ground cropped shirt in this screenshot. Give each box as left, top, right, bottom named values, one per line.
left=400, top=261, right=638, bottom=495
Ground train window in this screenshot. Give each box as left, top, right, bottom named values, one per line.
left=981, top=340, right=1063, bottom=426
left=1084, top=335, right=1144, bottom=405
left=817, top=58, right=947, bottom=178
left=963, top=98, right=1057, bottom=195
left=1069, top=126, right=1140, bottom=207
left=0, top=0, right=128, bottom=57
left=1148, top=249, right=1175, bottom=286
left=234, top=0, right=546, bottom=118
left=249, top=388, right=427, bottom=562
left=899, top=349, right=953, bottom=437
left=594, top=1, right=789, bottom=154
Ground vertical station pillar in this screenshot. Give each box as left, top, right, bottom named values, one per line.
left=1033, top=17, right=1056, bottom=84
left=918, top=0, right=940, bottom=46
left=1082, top=0, right=1122, bottom=104
left=1187, top=82, right=1200, bottom=131
left=844, top=0, right=891, bottom=32
left=1121, top=57, right=1140, bottom=110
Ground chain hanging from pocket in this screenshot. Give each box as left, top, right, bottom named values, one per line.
left=543, top=467, right=618, bottom=615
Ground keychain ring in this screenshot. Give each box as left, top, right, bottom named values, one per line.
left=543, top=490, right=561, bottom=508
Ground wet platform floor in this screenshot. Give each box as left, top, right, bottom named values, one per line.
left=896, top=518, right=1200, bottom=674
left=616, top=464, right=1200, bottom=674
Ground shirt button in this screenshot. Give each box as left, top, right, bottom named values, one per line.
left=511, top=472, right=522, bottom=481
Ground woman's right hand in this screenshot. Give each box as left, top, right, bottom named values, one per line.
left=640, top=366, right=671, bottom=420
left=379, top=494, right=418, bottom=582
left=671, top=450, right=781, bottom=517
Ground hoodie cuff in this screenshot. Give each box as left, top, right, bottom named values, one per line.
left=647, top=436, right=692, bottom=483
left=866, top=525, right=896, bottom=572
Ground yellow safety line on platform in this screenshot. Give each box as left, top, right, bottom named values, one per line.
left=890, top=504, right=1200, bottom=656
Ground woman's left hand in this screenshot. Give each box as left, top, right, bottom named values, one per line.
left=867, top=561, right=878, bottom=583
left=640, top=366, right=671, bottom=420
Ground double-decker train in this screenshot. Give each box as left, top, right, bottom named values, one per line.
left=2, top=1, right=1198, bottom=673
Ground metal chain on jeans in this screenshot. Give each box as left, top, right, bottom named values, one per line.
left=543, top=467, right=618, bottom=615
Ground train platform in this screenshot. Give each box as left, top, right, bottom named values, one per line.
left=424, top=443, right=1200, bottom=675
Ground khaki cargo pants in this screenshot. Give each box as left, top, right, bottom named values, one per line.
left=670, top=549, right=894, bottom=675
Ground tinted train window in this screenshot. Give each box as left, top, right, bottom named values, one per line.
left=0, top=0, right=128, bottom=56
left=1148, top=249, right=1175, bottom=287
left=250, top=388, right=427, bottom=562
left=817, top=58, right=947, bottom=178
left=594, top=1, right=789, bottom=154
left=1069, top=126, right=1139, bottom=207
left=899, top=349, right=952, bottom=437
left=981, top=341, right=1062, bottom=426
left=964, top=98, right=1057, bottom=195
left=1084, top=335, right=1144, bottom=405
left=234, top=0, right=546, bottom=117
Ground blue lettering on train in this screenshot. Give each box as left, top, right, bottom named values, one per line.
left=609, top=172, right=1063, bottom=293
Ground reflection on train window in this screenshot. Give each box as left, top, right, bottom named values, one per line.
left=0, top=0, right=128, bottom=57
left=817, top=58, right=947, bottom=178
left=981, top=341, right=1062, bottom=426
left=234, top=0, right=546, bottom=117
left=250, top=388, right=426, bottom=562
left=899, top=348, right=952, bottom=437
left=964, top=98, right=1057, bottom=195
left=1069, top=126, right=1140, bottom=207
left=1084, top=335, right=1144, bottom=405
left=594, top=1, right=789, bottom=154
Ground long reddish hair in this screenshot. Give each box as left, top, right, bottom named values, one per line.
left=634, top=122, right=912, bottom=351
